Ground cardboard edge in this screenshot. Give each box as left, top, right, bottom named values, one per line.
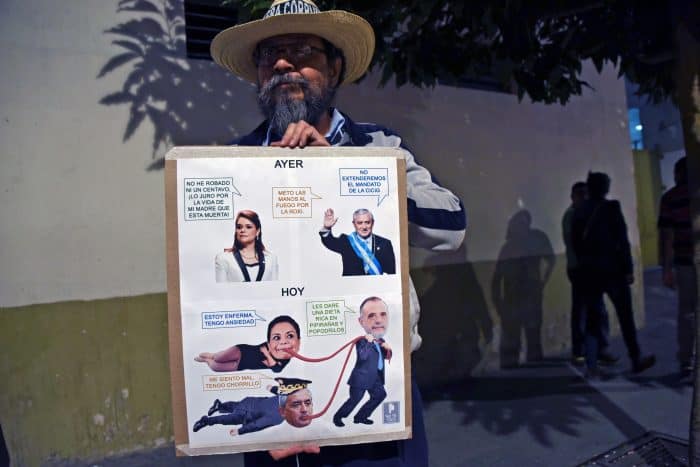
left=165, top=160, right=189, bottom=455
left=396, top=157, right=413, bottom=433
left=175, top=427, right=412, bottom=456
left=166, top=148, right=412, bottom=455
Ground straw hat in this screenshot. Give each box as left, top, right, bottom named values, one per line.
left=210, top=0, right=375, bottom=85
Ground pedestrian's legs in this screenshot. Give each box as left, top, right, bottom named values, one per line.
left=582, top=274, right=603, bottom=370
left=569, top=268, right=586, bottom=358
left=604, top=278, right=641, bottom=361
left=676, top=264, right=698, bottom=367
left=597, top=298, right=611, bottom=351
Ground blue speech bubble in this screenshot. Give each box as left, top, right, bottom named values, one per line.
left=339, top=168, right=390, bottom=206
left=201, top=310, right=266, bottom=330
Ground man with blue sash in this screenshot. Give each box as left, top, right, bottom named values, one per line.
left=319, top=208, right=396, bottom=276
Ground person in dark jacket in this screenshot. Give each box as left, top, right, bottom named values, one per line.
left=572, top=172, right=655, bottom=378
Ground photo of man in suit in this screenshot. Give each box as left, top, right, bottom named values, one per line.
left=333, top=297, right=392, bottom=427
left=319, top=208, right=396, bottom=276
left=192, top=378, right=313, bottom=435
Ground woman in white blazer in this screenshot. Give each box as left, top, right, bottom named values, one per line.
left=215, top=210, right=278, bottom=282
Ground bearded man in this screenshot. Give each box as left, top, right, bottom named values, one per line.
left=210, top=1, right=467, bottom=465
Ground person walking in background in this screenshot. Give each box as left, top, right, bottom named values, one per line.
left=658, top=157, right=696, bottom=379
left=562, top=181, right=616, bottom=367
left=572, top=172, right=655, bottom=378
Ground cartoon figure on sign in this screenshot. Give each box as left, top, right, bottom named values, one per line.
left=193, top=377, right=314, bottom=435
left=333, top=297, right=392, bottom=427
left=319, top=208, right=396, bottom=276
left=195, top=315, right=300, bottom=373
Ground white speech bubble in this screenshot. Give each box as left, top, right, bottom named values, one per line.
left=201, top=310, right=266, bottom=330
left=272, top=187, right=321, bottom=218
left=184, top=177, right=242, bottom=221
left=339, top=168, right=390, bottom=206
left=202, top=374, right=263, bottom=391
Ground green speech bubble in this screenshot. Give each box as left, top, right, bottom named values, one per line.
left=306, top=300, right=355, bottom=337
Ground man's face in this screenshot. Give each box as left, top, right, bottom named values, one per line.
left=280, top=389, right=313, bottom=428
left=255, top=34, right=341, bottom=135
left=358, top=300, right=388, bottom=338
left=352, top=213, right=374, bottom=238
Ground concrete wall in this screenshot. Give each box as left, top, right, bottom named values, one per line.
left=0, top=0, right=641, bottom=464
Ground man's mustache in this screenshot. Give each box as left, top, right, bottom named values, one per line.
left=259, top=74, right=309, bottom=96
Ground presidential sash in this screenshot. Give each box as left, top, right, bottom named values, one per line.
left=348, top=232, right=382, bottom=275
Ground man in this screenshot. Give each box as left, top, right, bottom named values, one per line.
left=562, top=182, right=616, bottom=366
left=572, top=172, right=655, bottom=378
left=210, top=0, right=466, bottom=464
left=192, top=378, right=313, bottom=435
left=658, top=157, right=696, bottom=379
left=333, top=297, right=392, bottom=427
left=320, top=208, right=396, bottom=275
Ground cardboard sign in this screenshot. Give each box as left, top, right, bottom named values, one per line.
left=165, top=146, right=411, bottom=455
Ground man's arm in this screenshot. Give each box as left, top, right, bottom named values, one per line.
left=403, top=150, right=466, bottom=251
left=383, top=238, right=396, bottom=274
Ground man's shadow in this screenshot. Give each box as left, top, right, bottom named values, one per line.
left=412, top=244, right=493, bottom=387
left=97, top=0, right=256, bottom=170
left=491, top=210, right=555, bottom=368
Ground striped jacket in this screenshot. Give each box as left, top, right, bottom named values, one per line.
left=234, top=109, right=467, bottom=351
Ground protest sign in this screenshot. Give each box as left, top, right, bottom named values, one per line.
left=165, top=146, right=411, bottom=455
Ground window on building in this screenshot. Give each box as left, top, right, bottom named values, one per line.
left=184, top=0, right=237, bottom=60
left=628, top=107, right=644, bottom=149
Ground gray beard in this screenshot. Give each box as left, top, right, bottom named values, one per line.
left=257, top=74, right=335, bottom=138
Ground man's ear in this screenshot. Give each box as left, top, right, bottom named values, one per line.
left=328, top=57, right=342, bottom=87
left=279, top=407, right=285, bottom=417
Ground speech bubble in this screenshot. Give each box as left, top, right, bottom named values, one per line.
left=202, top=373, right=263, bottom=391
left=339, top=168, right=390, bottom=206
left=306, top=300, right=356, bottom=337
left=184, top=177, right=241, bottom=221
left=201, top=310, right=266, bottom=330
left=272, top=187, right=321, bottom=218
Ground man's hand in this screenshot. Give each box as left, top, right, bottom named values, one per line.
left=323, top=208, right=338, bottom=229
left=662, top=267, right=676, bottom=289
left=269, top=444, right=321, bottom=460
left=364, top=334, right=375, bottom=343
left=229, top=428, right=239, bottom=436
left=270, top=120, right=330, bottom=148
left=380, top=341, right=392, bottom=361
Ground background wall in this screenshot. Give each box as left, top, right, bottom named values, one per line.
left=0, top=0, right=642, bottom=464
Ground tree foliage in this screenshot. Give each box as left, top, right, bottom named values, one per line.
left=231, top=0, right=692, bottom=105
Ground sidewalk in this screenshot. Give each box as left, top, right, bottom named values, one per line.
left=74, top=268, right=693, bottom=466
left=425, top=267, right=692, bottom=466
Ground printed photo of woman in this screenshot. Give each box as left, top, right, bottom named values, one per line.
left=215, top=210, right=278, bottom=282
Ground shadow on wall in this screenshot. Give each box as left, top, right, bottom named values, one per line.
left=412, top=244, right=494, bottom=387
left=491, top=209, right=555, bottom=369
left=98, top=0, right=250, bottom=170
